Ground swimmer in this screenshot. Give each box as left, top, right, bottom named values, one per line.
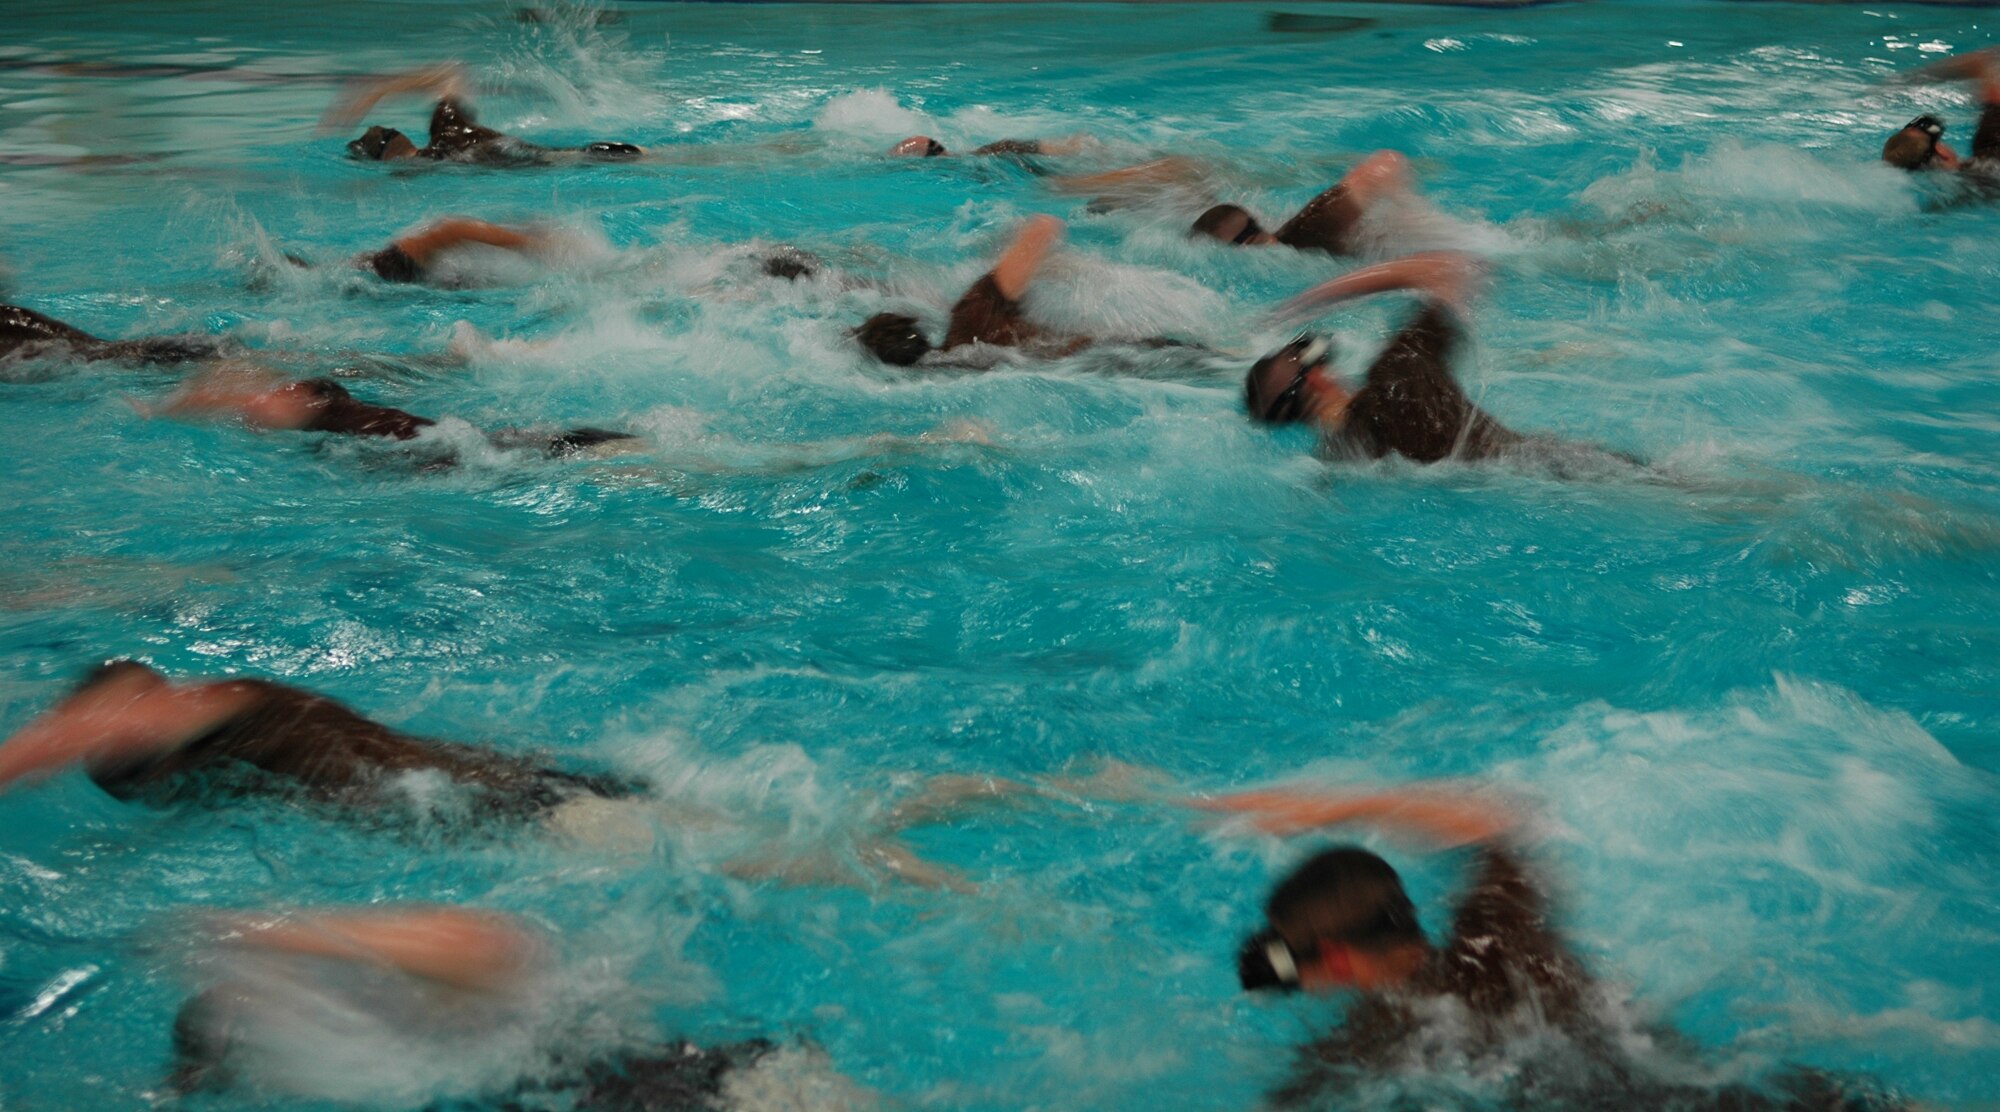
left=1245, top=252, right=1638, bottom=472
left=150, top=363, right=639, bottom=459
left=1, top=661, right=1047, bottom=889
left=1204, top=782, right=1909, bottom=1110
left=1052, top=149, right=1427, bottom=253
left=855, top=214, right=1090, bottom=365
left=889, top=133, right=1092, bottom=160
left=0, top=661, right=644, bottom=824
left=167, top=905, right=860, bottom=1108
left=325, top=64, right=643, bottom=165
left=1191, top=150, right=1417, bottom=257
left=321, top=217, right=550, bottom=286
left=1881, top=47, right=2000, bottom=175
left=0, top=303, right=223, bottom=365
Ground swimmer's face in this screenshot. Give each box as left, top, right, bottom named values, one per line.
left=348, top=126, right=419, bottom=161
left=1882, top=115, right=1958, bottom=172
left=1246, top=335, right=1335, bottom=424
left=1204, top=209, right=1276, bottom=247
left=891, top=135, right=948, bottom=158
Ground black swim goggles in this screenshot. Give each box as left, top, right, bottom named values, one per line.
left=1232, top=216, right=1268, bottom=245
left=924, top=138, right=947, bottom=157
left=1238, top=929, right=1357, bottom=992
left=1256, top=333, right=1333, bottom=424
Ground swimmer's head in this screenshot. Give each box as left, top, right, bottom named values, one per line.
left=1882, top=115, right=1956, bottom=171
left=855, top=312, right=933, bottom=366
left=1244, top=333, right=1335, bottom=424
left=1192, top=204, right=1275, bottom=246
left=1239, top=846, right=1427, bottom=994
left=347, top=125, right=418, bottom=161
left=891, top=135, right=948, bottom=158
left=762, top=249, right=822, bottom=281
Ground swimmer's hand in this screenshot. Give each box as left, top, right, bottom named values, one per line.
left=201, top=906, right=542, bottom=993
left=1192, top=784, right=1516, bottom=847
left=1271, top=251, right=1485, bottom=327
left=0, top=672, right=259, bottom=792
left=320, top=63, right=472, bottom=132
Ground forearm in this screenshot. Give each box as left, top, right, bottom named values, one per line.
left=991, top=214, right=1064, bottom=300
left=393, top=219, right=538, bottom=265
left=321, top=64, right=468, bottom=129
left=1048, top=157, right=1199, bottom=194
left=1195, top=786, right=1514, bottom=846
left=217, top=908, right=539, bottom=991
left=1276, top=252, right=1476, bottom=324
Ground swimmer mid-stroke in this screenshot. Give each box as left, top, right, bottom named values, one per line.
left=326, top=64, right=643, bottom=165
left=1202, top=782, right=1909, bottom=1110
left=148, top=361, right=640, bottom=460
left=1881, top=48, right=2000, bottom=177
left=0, top=662, right=1047, bottom=889
left=1243, top=251, right=1641, bottom=472
left=1054, top=149, right=1424, bottom=258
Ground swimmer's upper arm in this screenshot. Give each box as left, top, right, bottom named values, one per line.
left=392, top=219, right=538, bottom=265
left=990, top=214, right=1065, bottom=302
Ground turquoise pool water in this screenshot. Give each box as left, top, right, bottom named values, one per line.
left=1, top=0, right=1997, bottom=1107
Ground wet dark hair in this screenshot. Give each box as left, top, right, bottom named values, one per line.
left=855, top=312, right=933, bottom=366
left=1192, top=203, right=1258, bottom=242
left=762, top=250, right=822, bottom=281
left=346, top=126, right=410, bottom=161
left=365, top=245, right=423, bottom=284
left=1266, top=846, right=1425, bottom=951
left=1882, top=121, right=1942, bottom=171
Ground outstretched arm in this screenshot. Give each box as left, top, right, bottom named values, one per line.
left=1272, top=251, right=1483, bottom=326
left=1047, top=156, right=1204, bottom=196
left=1898, top=47, right=2000, bottom=102
left=391, top=219, right=540, bottom=267
left=205, top=906, right=541, bottom=992
left=0, top=671, right=257, bottom=792
left=990, top=214, right=1065, bottom=302
left=1192, top=783, right=1516, bottom=847
left=150, top=365, right=321, bottom=430
left=320, top=63, right=471, bottom=131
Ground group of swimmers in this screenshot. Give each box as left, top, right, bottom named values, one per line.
left=1, top=38, right=1987, bottom=1112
